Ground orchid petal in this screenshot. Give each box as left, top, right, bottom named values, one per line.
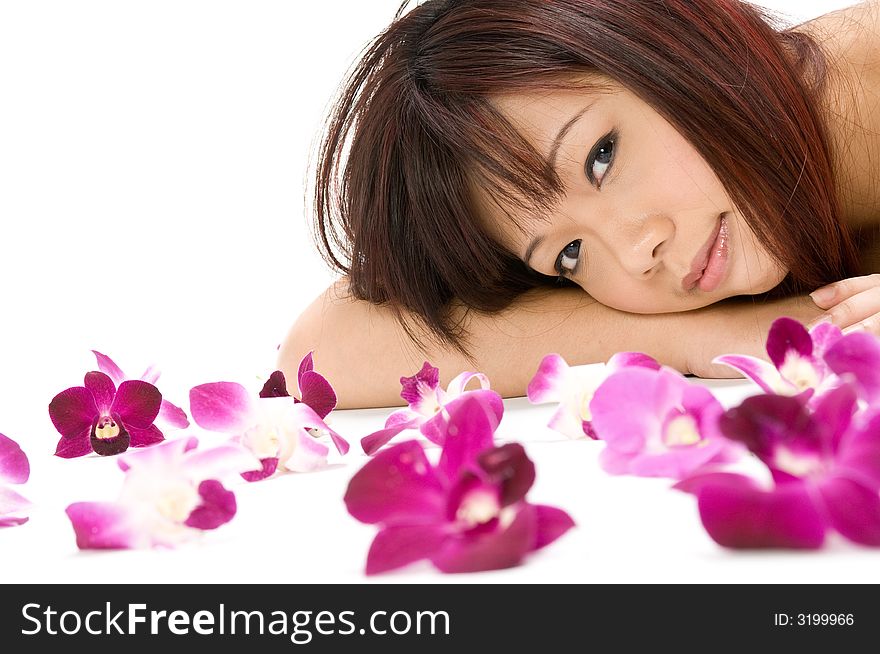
left=597, top=446, right=636, bottom=475
left=532, top=504, right=576, bottom=551
left=526, top=354, right=568, bottom=404
left=676, top=473, right=825, bottom=549
left=288, top=402, right=349, bottom=455
left=445, top=371, right=492, bottom=398
left=365, top=524, right=448, bottom=575
left=836, top=411, right=880, bottom=491
left=546, top=403, right=590, bottom=440
left=819, top=476, right=880, bottom=546
left=808, top=321, right=843, bottom=378
left=0, top=433, right=29, bottom=484
left=623, top=440, right=725, bottom=479
left=259, top=371, right=290, bottom=398
left=112, top=380, right=162, bottom=429
left=436, top=393, right=501, bottom=483
left=766, top=317, right=813, bottom=369
left=298, top=370, right=337, bottom=418
left=399, top=362, right=440, bottom=412
left=432, top=503, right=537, bottom=573
left=477, top=443, right=536, bottom=506
left=241, top=457, right=279, bottom=482
left=54, top=430, right=94, bottom=459
left=182, top=443, right=262, bottom=481
left=824, top=332, right=880, bottom=400
left=91, top=350, right=126, bottom=385
left=84, top=371, right=117, bottom=414
left=0, top=487, right=31, bottom=526
left=184, top=480, right=237, bottom=530
left=49, top=386, right=97, bottom=439
left=607, top=351, right=661, bottom=371
left=344, top=441, right=445, bottom=524
left=127, top=424, right=165, bottom=448
left=421, top=389, right=504, bottom=447
left=140, top=365, right=161, bottom=385
left=811, top=383, right=858, bottom=453
left=157, top=399, right=190, bottom=429
left=297, top=351, right=315, bottom=380
left=718, top=393, right=818, bottom=460
left=712, top=355, right=781, bottom=395
left=189, top=382, right=256, bottom=434
left=282, top=429, right=331, bottom=472
left=117, top=436, right=198, bottom=473
left=65, top=502, right=141, bottom=549
left=361, top=416, right=424, bottom=456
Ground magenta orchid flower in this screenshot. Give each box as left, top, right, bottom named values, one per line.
left=527, top=352, right=660, bottom=439
left=676, top=384, right=880, bottom=548
left=361, top=361, right=503, bottom=455
left=190, top=376, right=349, bottom=481
left=65, top=436, right=260, bottom=549
left=259, top=352, right=337, bottom=419
left=713, top=317, right=843, bottom=398
left=345, top=394, right=575, bottom=574
left=92, top=350, right=189, bottom=429
left=589, top=365, right=739, bottom=479
left=1, top=433, right=31, bottom=527
left=48, top=371, right=164, bottom=457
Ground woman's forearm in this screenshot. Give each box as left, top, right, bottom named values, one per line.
left=278, top=279, right=823, bottom=409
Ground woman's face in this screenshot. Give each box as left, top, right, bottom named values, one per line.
left=479, top=79, right=787, bottom=314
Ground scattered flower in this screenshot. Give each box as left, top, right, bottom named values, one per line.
left=345, top=394, right=575, bottom=575
left=361, top=361, right=503, bottom=455
left=92, top=350, right=189, bottom=429
left=589, top=365, right=739, bottom=479
left=676, top=384, right=880, bottom=548
left=0, top=433, right=31, bottom=527
left=65, top=436, right=260, bottom=549
left=527, top=352, right=660, bottom=439
left=259, top=352, right=337, bottom=419
left=49, top=371, right=163, bottom=457
left=190, top=373, right=349, bottom=481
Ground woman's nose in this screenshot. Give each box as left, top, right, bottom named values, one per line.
left=618, top=214, right=674, bottom=278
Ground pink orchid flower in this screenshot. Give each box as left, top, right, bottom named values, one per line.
left=361, top=361, right=503, bottom=455
left=92, top=350, right=189, bottom=429
left=676, top=384, right=880, bottom=549
left=65, top=436, right=260, bottom=549
left=527, top=352, right=660, bottom=439
left=713, top=317, right=843, bottom=398
left=345, top=394, right=575, bottom=575
left=1, top=433, right=31, bottom=527
left=49, top=371, right=164, bottom=457
left=258, top=352, right=337, bottom=419
left=190, top=375, right=349, bottom=481
left=589, top=365, right=740, bottom=479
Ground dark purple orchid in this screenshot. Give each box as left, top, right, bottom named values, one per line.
left=527, top=352, right=661, bottom=439
left=589, top=365, right=741, bottom=479
left=66, top=436, right=260, bottom=549
left=0, top=433, right=31, bottom=527
left=48, top=371, right=164, bottom=457
left=258, top=352, right=337, bottom=419
left=361, top=361, right=503, bottom=455
left=345, top=394, right=575, bottom=575
left=676, top=384, right=880, bottom=548
left=92, top=350, right=189, bottom=429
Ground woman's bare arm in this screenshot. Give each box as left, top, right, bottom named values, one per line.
left=278, top=278, right=822, bottom=409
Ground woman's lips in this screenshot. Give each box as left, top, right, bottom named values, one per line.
left=682, top=214, right=730, bottom=292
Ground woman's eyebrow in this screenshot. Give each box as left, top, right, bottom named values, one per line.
left=546, top=101, right=597, bottom=170
left=523, top=234, right=546, bottom=269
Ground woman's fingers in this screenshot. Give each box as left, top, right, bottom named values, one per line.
left=810, top=273, right=880, bottom=308
left=807, top=284, right=880, bottom=333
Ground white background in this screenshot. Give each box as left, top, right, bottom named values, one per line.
left=0, top=0, right=871, bottom=584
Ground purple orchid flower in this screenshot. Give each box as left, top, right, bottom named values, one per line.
left=361, top=361, right=503, bottom=455
left=0, top=433, right=31, bottom=527
left=258, top=352, right=337, bottom=419
left=48, top=371, right=164, bottom=457
left=190, top=373, right=349, bottom=480
left=65, top=436, right=260, bottom=549
left=675, top=384, right=880, bottom=548
left=527, top=352, right=660, bottom=439
left=345, top=394, right=575, bottom=575
left=713, top=317, right=843, bottom=398
left=589, top=365, right=741, bottom=479
left=92, top=350, right=189, bottom=429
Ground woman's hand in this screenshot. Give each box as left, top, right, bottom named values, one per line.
left=809, top=274, right=880, bottom=333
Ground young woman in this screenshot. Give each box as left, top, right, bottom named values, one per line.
left=280, top=0, right=880, bottom=408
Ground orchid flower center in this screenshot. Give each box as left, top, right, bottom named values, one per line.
left=663, top=415, right=702, bottom=447
left=579, top=392, right=594, bottom=422
left=779, top=352, right=820, bottom=393
left=455, top=489, right=500, bottom=528
left=155, top=480, right=201, bottom=523
left=774, top=446, right=825, bottom=478
left=94, top=416, right=121, bottom=440
left=244, top=424, right=282, bottom=459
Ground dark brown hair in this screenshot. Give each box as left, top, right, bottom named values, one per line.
left=311, top=0, right=860, bottom=359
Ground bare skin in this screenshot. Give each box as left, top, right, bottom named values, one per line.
left=280, top=1, right=880, bottom=409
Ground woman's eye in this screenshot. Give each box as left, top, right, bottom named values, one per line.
left=556, top=240, right=581, bottom=275
left=586, top=131, right=617, bottom=187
